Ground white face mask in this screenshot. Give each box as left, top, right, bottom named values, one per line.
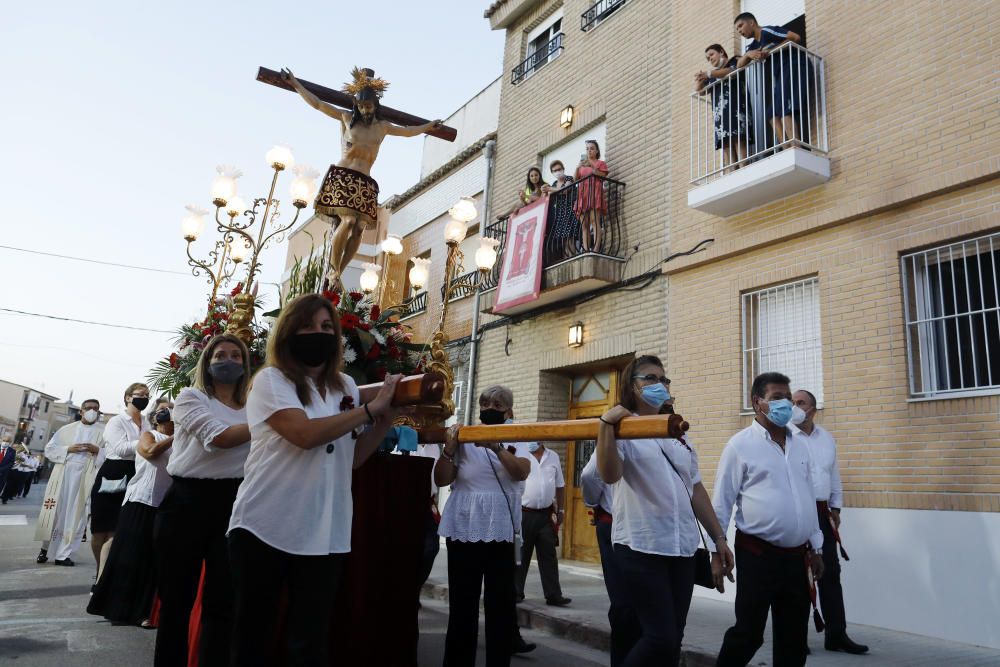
left=553, top=170, right=564, bottom=179
left=83, top=409, right=99, bottom=423
left=790, top=406, right=807, bottom=426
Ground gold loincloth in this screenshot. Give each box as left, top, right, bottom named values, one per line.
left=314, top=165, right=379, bottom=228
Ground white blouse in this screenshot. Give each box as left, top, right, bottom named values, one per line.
left=123, top=431, right=173, bottom=508
left=228, top=367, right=359, bottom=556
left=437, top=443, right=531, bottom=543
left=611, top=435, right=703, bottom=557
left=103, top=413, right=148, bottom=461
left=167, top=387, right=249, bottom=479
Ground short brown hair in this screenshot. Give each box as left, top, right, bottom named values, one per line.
left=618, top=354, right=665, bottom=413
left=550, top=160, right=565, bottom=172
left=123, top=383, right=149, bottom=404
left=705, top=43, right=728, bottom=59
left=194, top=334, right=251, bottom=407
left=264, top=294, right=344, bottom=406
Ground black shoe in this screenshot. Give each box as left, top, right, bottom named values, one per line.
left=825, top=635, right=869, bottom=654
left=805, top=645, right=811, bottom=655
left=545, top=596, right=572, bottom=607
left=516, top=594, right=525, bottom=603
left=53, top=558, right=75, bottom=567
left=36, top=550, right=48, bottom=564
left=511, top=635, right=537, bottom=654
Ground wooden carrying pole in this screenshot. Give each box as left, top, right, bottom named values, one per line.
left=257, top=67, right=458, bottom=143
left=357, top=372, right=446, bottom=407
left=416, top=415, right=673, bottom=444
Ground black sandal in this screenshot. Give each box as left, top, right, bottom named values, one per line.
left=36, top=549, right=48, bottom=564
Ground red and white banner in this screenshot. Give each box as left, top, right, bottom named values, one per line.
left=494, top=198, right=548, bottom=314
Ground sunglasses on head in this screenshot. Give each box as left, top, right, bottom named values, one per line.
left=633, top=374, right=670, bottom=385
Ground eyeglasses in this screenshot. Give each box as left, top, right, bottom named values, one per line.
left=633, top=374, right=670, bottom=386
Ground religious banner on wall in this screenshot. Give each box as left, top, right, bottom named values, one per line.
left=494, top=197, right=548, bottom=314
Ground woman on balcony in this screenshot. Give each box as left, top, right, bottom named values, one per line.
left=696, top=44, right=753, bottom=173
left=518, top=166, right=545, bottom=208
left=573, top=140, right=609, bottom=253
left=543, top=160, right=578, bottom=260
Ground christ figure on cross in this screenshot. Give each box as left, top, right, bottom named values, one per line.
left=281, top=67, right=442, bottom=288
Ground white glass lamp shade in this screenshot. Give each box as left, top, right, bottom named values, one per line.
left=381, top=234, right=403, bottom=256
left=560, top=105, right=574, bottom=129
left=474, top=237, right=500, bottom=271
left=210, top=175, right=237, bottom=206
left=408, top=257, right=431, bottom=291
left=225, top=196, right=247, bottom=218
left=181, top=205, right=208, bottom=241
left=359, top=262, right=381, bottom=293
left=227, top=238, right=250, bottom=263
left=448, top=197, right=478, bottom=223
left=568, top=321, right=584, bottom=347
left=290, top=176, right=316, bottom=207
left=266, top=145, right=295, bottom=171
left=443, top=217, right=467, bottom=245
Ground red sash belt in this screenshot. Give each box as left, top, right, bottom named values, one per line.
left=593, top=506, right=613, bottom=525
left=817, top=500, right=849, bottom=560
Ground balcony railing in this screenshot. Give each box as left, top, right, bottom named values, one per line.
left=581, top=0, right=628, bottom=32
left=399, top=291, right=427, bottom=319
left=690, top=41, right=827, bottom=186
left=511, top=32, right=564, bottom=85
left=480, top=174, right=626, bottom=294
left=442, top=269, right=480, bottom=302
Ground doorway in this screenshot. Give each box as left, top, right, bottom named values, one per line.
left=563, top=369, right=619, bottom=563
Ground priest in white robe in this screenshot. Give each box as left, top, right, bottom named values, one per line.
left=35, top=399, right=105, bottom=566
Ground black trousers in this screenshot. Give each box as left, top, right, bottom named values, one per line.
left=20, top=471, right=33, bottom=496
left=596, top=521, right=642, bottom=667
left=153, top=477, right=241, bottom=667
left=615, top=544, right=695, bottom=667
left=228, top=527, right=346, bottom=667
left=418, top=508, right=440, bottom=594
left=1, top=469, right=27, bottom=501
left=444, top=539, right=516, bottom=667
left=715, top=544, right=810, bottom=667
left=817, top=508, right=846, bottom=639
left=515, top=508, right=563, bottom=600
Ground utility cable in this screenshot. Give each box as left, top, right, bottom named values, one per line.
left=0, top=244, right=189, bottom=276
left=0, top=307, right=174, bottom=334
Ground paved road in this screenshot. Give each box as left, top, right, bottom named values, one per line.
left=1, top=485, right=606, bottom=666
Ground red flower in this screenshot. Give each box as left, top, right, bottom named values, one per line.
left=340, top=313, right=361, bottom=330
left=366, top=343, right=381, bottom=360
left=389, top=346, right=402, bottom=359
left=169, top=353, right=180, bottom=368
left=357, top=322, right=370, bottom=331
left=370, top=305, right=381, bottom=321
left=340, top=395, right=355, bottom=411
left=376, top=366, right=388, bottom=380
left=349, top=291, right=363, bottom=301
left=322, top=290, right=340, bottom=306
left=230, top=282, right=244, bottom=297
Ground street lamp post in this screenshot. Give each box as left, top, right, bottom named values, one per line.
left=181, top=205, right=246, bottom=317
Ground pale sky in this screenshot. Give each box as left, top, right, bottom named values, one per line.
left=0, top=1, right=503, bottom=413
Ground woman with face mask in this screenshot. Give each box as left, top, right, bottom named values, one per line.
left=597, top=355, right=734, bottom=667
left=545, top=160, right=580, bottom=260
left=435, top=385, right=535, bottom=666
left=88, top=399, right=174, bottom=627
left=227, top=294, right=406, bottom=666
left=153, top=335, right=251, bottom=667
left=92, top=382, right=151, bottom=581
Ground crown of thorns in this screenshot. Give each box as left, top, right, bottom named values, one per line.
left=343, top=67, right=389, bottom=98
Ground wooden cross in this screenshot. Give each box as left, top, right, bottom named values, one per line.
left=256, top=67, right=457, bottom=143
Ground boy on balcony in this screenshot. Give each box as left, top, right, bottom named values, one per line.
left=734, top=12, right=807, bottom=149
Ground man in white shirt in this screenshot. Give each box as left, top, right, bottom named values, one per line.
left=712, top=372, right=824, bottom=667
left=792, top=390, right=869, bottom=655
left=515, top=441, right=571, bottom=606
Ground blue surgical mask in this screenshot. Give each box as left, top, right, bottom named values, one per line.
left=527, top=443, right=540, bottom=453
left=640, top=383, right=671, bottom=409
left=504, top=418, right=514, bottom=425
left=765, top=398, right=794, bottom=427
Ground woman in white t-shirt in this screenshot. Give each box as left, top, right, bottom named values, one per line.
left=153, top=334, right=251, bottom=667
left=227, top=293, right=406, bottom=667
left=597, top=355, right=734, bottom=667
left=88, top=400, right=173, bottom=627
left=435, top=385, right=533, bottom=666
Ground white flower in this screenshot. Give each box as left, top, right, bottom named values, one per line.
left=372, top=329, right=386, bottom=345
left=343, top=345, right=357, bottom=364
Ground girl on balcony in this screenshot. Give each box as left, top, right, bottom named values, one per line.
left=696, top=44, right=753, bottom=173
left=518, top=166, right=545, bottom=208
left=573, top=140, right=609, bottom=253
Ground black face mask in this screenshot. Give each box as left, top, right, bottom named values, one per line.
left=130, top=396, right=150, bottom=411
left=155, top=409, right=172, bottom=424
left=289, top=332, right=338, bottom=368
left=479, top=408, right=506, bottom=426
left=208, top=360, right=245, bottom=385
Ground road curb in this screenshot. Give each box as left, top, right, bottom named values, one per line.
left=421, top=578, right=717, bottom=666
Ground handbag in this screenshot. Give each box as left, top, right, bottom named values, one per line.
left=659, top=443, right=715, bottom=589
left=98, top=476, right=128, bottom=494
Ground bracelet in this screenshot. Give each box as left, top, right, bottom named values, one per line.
left=441, top=448, right=456, bottom=463
left=363, top=403, right=376, bottom=424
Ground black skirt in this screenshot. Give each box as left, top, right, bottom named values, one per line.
left=90, top=459, right=136, bottom=533
left=87, top=501, right=158, bottom=624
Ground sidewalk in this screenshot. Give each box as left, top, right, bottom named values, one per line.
left=421, top=552, right=1000, bottom=666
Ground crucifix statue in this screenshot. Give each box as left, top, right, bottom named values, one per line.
left=259, top=66, right=455, bottom=289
